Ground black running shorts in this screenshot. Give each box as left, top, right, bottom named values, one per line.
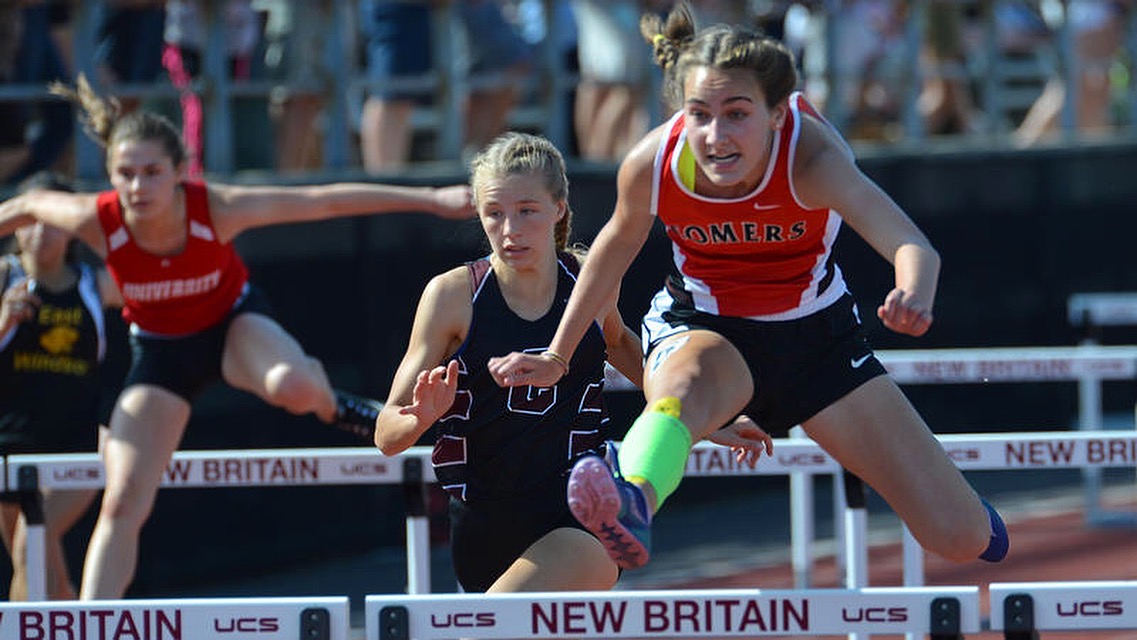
left=448, top=493, right=591, bottom=592
left=643, top=287, right=887, bottom=436
left=122, top=284, right=275, bottom=402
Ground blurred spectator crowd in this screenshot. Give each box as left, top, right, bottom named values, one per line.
left=1, top=0, right=1134, bottom=185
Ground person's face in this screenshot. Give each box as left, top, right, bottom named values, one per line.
left=16, top=221, right=69, bottom=269
left=681, top=65, right=786, bottom=197
left=107, top=138, right=184, bottom=220
left=477, top=172, right=564, bottom=271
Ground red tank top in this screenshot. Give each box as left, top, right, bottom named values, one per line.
left=96, top=182, right=249, bottom=336
left=652, top=92, right=848, bottom=319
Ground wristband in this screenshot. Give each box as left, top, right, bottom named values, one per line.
left=541, top=350, right=569, bottom=377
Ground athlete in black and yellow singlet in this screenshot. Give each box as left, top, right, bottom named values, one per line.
left=0, top=255, right=105, bottom=454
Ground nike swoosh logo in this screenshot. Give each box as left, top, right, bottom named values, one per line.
left=851, top=354, right=871, bottom=368
left=753, top=203, right=780, bottom=211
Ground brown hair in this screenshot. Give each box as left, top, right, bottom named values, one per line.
left=469, top=132, right=576, bottom=254
left=49, top=74, right=186, bottom=167
left=641, top=2, right=799, bottom=112
left=14, top=172, right=82, bottom=265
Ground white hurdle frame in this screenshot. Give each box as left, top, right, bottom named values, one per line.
left=898, top=432, right=1137, bottom=640
left=0, top=595, right=351, bottom=639
left=9, top=431, right=1136, bottom=609
left=1068, top=292, right=1137, bottom=527
left=899, top=431, right=1137, bottom=583
left=876, top=345, right=1137, bottom=528
left=685, top=430, right=1137, bottom=640
left=1068, top=293, right=1137, bottom=328
left=4, top=447, right=439, bottom=600
left=365, top=586, right=980, bottom=638
left=991, top=580, right=1137, bottom=633
left=7, top=436, right=845, bottom=602
left=7, top=346, right=1135, bottom=614
left=781, top=344, right=1137, bottom=630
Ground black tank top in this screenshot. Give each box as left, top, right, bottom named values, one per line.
left=0, top=256, right=105, bottom=453
left=432, top=254, right=611, bottom=503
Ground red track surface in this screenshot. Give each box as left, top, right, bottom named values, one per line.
left=658, top=493, right=1137, bottom=640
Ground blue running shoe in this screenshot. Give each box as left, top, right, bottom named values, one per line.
left=567, top=442, right=652, bottom=569
left=979, top=498, right=1009, bottom=562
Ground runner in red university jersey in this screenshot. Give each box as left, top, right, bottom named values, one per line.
left=0, top=75, right=475, bottom=599
left=95, top=183, right=247, bottom=335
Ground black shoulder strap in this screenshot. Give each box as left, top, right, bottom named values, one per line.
left=558, top=250, right=582, bottom=276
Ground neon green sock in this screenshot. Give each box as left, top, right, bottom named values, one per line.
left=617, top=397, right=692, bottom=508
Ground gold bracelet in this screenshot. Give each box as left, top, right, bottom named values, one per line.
left=541, top=350, right=569, bottom=376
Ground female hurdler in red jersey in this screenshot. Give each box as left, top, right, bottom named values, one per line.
left=488, top=2, right=1008, bottom=572
left=0, top=76, right=474, bottom=599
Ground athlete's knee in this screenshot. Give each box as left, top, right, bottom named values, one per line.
left=648, top=373, right=750, bottom=438
left=642, top=389, right=736, bottom=440
left=98, top=483, right=156, bottom=530
left=263, top=361, right=326, bottom=414
left=9, top=537, right=26, bottom=571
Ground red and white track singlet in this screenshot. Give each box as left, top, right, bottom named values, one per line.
left=96, top=182, right=249, bottom=336
left=651, top=91, right=848, bottom=319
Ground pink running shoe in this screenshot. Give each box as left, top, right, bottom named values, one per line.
left=567, top=442, right=652, bottom=569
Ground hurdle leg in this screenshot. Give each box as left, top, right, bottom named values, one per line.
left=833, top=469, right=847, bottom=581
left=402, top=458, right=431, bottom=594
left=790, top=425, right=815, bottom=588
left=1077, top=364, right=1106, bottom=525
left=16, top=465, right=47, bottom=601
left=930, top=596, right=966, bottom=640
left=1001, top=592, right=1041, bottom=640
left=842, top=470, right=869, bottom=640
left=903, top=525, right=925, bottom=640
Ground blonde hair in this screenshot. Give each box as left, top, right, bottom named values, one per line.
left=469, top=132, right=576, bottom=254
left=642, top=2, right=799, bottom=112
left=49, top=74, right=187, bottom=166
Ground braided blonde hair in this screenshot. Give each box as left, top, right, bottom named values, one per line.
left=469, top=132, right=576, bottom=254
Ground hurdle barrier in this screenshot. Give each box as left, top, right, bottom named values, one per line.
left=1068, top=293, right=1137, bottom=334
left=991, top=580, right=1137, bottom=635
left=8, top=345, right=1131, bottom=601
left=895, top=432, right=1137, bottom=640
left=3, top=583, right=1133, bottom=639
left=1068, top=292, right=1137, bottom=527
left=0, top=595, right=351, bottom=639
left=6, top=345, right=1136, bottom=627
left=685, top=430, right=1137, bottom=640
left=845, top=345, right=1137, bottom=594
left=6, top=436, right=845, bottom=603
left=820, top=345, right=1137, bottom=572
left=366, top=586, right=980, bottom=639
left=10, top=429, right=1135, bottom=614
left=4, top=447, right=441, bottom=600
left=899, top=429, right=1137, bottom=586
